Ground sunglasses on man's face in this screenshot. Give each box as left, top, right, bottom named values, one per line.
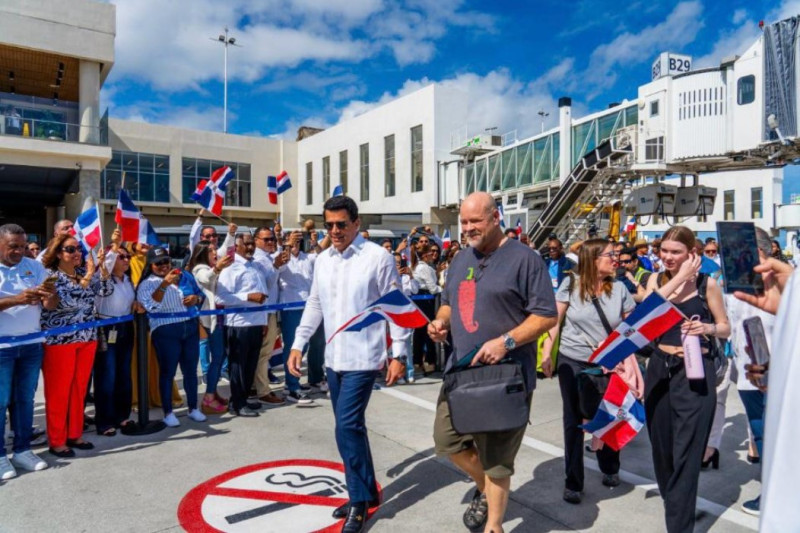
left=153, top=259, right=171, bottom=267
left=257, top=236, right=277, bottom=242
left=117, top=254, right=131, bottom=261
left=619, top=259, right=633, bottom=265
left=60, top=245, right=80, bottom=254
left=704, top=248, right=718, bottom=254
left=324, top=221, right=349, bottom=230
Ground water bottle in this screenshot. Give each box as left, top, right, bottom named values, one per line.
left=682, top=315, right=705, bottom=380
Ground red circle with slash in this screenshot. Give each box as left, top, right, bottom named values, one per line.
left=178, top=459, right=382, bottom=533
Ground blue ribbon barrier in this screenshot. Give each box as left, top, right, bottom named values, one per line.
left=0, top=294, right=437, bottom=347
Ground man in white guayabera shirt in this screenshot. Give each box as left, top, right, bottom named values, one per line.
left=288, top=195, right=410, bottom=533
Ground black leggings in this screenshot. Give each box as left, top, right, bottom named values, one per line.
left=412, top=296, right=437, bottom=367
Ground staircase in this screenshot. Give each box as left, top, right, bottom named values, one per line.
left=527, top=135, right=634, bottom=249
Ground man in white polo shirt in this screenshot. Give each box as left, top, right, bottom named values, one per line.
left=0, top=224, right=58, bottom=479
left=288, top=196, right=409, bottom=533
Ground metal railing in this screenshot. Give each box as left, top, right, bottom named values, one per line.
left=0, top=113, right=100, bottom=144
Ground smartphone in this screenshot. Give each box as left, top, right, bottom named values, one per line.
left=742, top=317, right=770, bottom=367
left=226, top=245, right=236, bottom=260
left=716, top=222, right=764, bottom=294
left=44, top=275, right=59, bottom=284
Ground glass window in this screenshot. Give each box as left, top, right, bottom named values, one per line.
left=488, top=155, right=501, bottom=192
left=751, top=187, right=763, bottom=218
left=155, top=174, right=170, bottom=203
left=724, top=190, right=735, bottom=220
left=501, top=148, right=516, bottom=189
left=625, top=105, right=638, bottom=127
left=102, top=150, right=170, bottom=203
left=464, top=164, right=476, bottom=194
left=384, top=135, right=395, bottom=197
left=552, top=133, right=560, bottom=181
left=571, top=122, right=593, bottom=166
left=306, top=162, right=313, bottom=205
left=360, top=143, right=370, bottom=201
left=534, top=136, right=551, bottom=183
left=650, top=100, right=659, bottom=117
left=597, top=112, right=620, bottom=144
left=411, top=125, right=423, bottom=192
left=179, top=158, right=250, bottom=207
left=322, top=156, right=331, bottom=200
left=339, top=150, right=348, bottom=194
left=476, top=159, right=487, bottom=191
left=516, top=143, right=533, bottom=187
left=738, top=75, right=755, bottom=105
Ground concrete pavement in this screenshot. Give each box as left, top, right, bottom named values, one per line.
left=0, top=369, right=761, bottom=532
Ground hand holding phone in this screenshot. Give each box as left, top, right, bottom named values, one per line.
left=743, top=316, right=769, bottom=388
left=716, top=222, right=764, bottom=294
left=226, top=245, right=236, bottom=260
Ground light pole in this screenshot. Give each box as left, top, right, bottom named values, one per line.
left=537, top=110, right=549, bottom=133
left=211, top=27, right=241, bottom=134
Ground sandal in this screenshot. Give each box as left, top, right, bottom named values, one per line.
left=101, top=428, right=117, bottom=437
left=463, top=488, right=488, bottom=531
left=119, top=421, right=139, bottom=435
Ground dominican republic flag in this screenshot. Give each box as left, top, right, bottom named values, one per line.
left=623, top=216, right=636, bottom=235
left=442, top=229, right=451, bottom=250
left=267, top=175, right=278, bottom=205
left=497, top=203, right=507, bottom=230
left=589, top=292, right=683, bottom=369
left=332, top=184, right=344, bottom=197
left=276, top=170, right=292, bottom=194
left=515, top=218, right=523, bottom=236
left=71, top=206, right=102, bottom=252
left=191, top=166, right=235, bottom=216
left=580, top=374, right=646, bottom=451
left=327, top=289, right=429, bottom=343
left=115, top=190, right=160, bottom=244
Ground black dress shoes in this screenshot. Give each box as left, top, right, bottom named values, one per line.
left=341, top=501, right=368, bottom=533
left=66, top=439, right=94, bottom=450
left=332, top=498, right=380, bottom=519
left=48, top=447, right=75, bottom=458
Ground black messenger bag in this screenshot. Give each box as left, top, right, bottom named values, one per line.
left=443, top=353, right=530, bottom=435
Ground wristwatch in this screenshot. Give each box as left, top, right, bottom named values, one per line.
left=502, top=333, right=516, bottom=351
left=395, top=356, right=408, bottom=366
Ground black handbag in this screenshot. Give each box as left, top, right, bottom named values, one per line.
left=443, top=349, right=530, bottom=434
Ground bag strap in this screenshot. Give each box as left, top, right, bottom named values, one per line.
left=590, top=296, right=614, bottom=335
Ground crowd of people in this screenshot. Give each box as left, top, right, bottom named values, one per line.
left=0, top=193, right=796, bottom=532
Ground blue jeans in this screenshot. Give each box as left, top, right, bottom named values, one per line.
left=739, top=389, right=766, bottom=457
left=151, top=319, right=200, bottom=415
left=93, top=322, right=134, bottom=432
left=0, top=342, right=44, bottom=454
left=200, top=325, right=228, bottom=376
left=202, top=325, right=225, bottom=395
left=326, top=368, right=380, bottom=503
left=280, top=310, right=304, bottom=392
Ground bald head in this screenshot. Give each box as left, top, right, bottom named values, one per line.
left=460, top=192, right=503, bottom=253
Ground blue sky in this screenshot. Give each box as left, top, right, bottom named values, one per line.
left=103, top=0, right=800, bottom=141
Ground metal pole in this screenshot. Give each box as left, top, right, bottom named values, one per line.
left=223, top=27, right=228, bottom=134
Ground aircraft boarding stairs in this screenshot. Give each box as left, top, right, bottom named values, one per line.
left=527, top=136, right=634, bottom=249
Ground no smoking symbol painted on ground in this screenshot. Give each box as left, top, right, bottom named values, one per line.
left=178, top=459, right=381, bottom=533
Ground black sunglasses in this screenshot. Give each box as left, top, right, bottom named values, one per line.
left=324, top=221, right=349, bottom=230
left=117, top=254, right=131, bottom=260
left=153, top=258, right=171, bottom=266
left=257, top=236, right=277, bottom=242
left=619, top=259, right=633, bottom=264
left=60, top=245, right=80, bottom=254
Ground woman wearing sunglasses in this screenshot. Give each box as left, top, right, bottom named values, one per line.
left=137, top=247, right=206, bottom=427
left=188, top=241, right=233, bottom=414
left=41, top=234, right=112, bottom=457
left=93, top=230, right=139, bottom=437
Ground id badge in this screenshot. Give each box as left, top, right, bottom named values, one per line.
left=107, top=328, right=118, bottom=344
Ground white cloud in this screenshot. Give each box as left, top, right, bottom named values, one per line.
left=583, top=1, right=705, bottom=95
left=732, top=8, right=748, bottom=25
left=110, top=100, right=229, bottom=133
left=107, top=0, right=493, bottom=91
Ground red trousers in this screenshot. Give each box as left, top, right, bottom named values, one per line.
left=42, top=341, right=96, bottom=448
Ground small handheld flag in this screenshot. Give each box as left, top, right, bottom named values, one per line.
left=442, top=229, right=451, bottom=250
left=496, top=203, right=507, bottom=230
left=623, top=216, right=636, bottom=235
left=332, top=184, right=344, bottom=197
left=114, top=190, right=160, bottom=245
left=580, top=373, right=646, bottom=451
left=515, top=218, right=523, bottom=236
left=589, top=292, right=684, bottom=369
left=267, top=175, right=278, bottom=205
left=328, top=289, right=428, bottom=343
left=276, top=170, right=292, bottom=194
left=71, top=206, right=102, bottom=252
left=191, top=166, right=235, bottom=216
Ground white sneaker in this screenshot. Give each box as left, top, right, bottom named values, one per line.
left=408, top=376, right=415, bottom=384
left=11, top=450, right=48, bottom=472
left=187, top=409, right=207, bottom=422
left=163, top=413, right=181, bottom=427
left=0, top=456, right=17, bottom=480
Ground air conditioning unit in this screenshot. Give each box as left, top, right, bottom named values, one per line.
left=626, top=184, right=677, bottom=216
left=673, top=186, right=717, bottom=217
left=615, top=125, right=637, bottom=150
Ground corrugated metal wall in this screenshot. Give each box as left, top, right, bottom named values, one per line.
left=671, top=71, right=728, bottom=159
